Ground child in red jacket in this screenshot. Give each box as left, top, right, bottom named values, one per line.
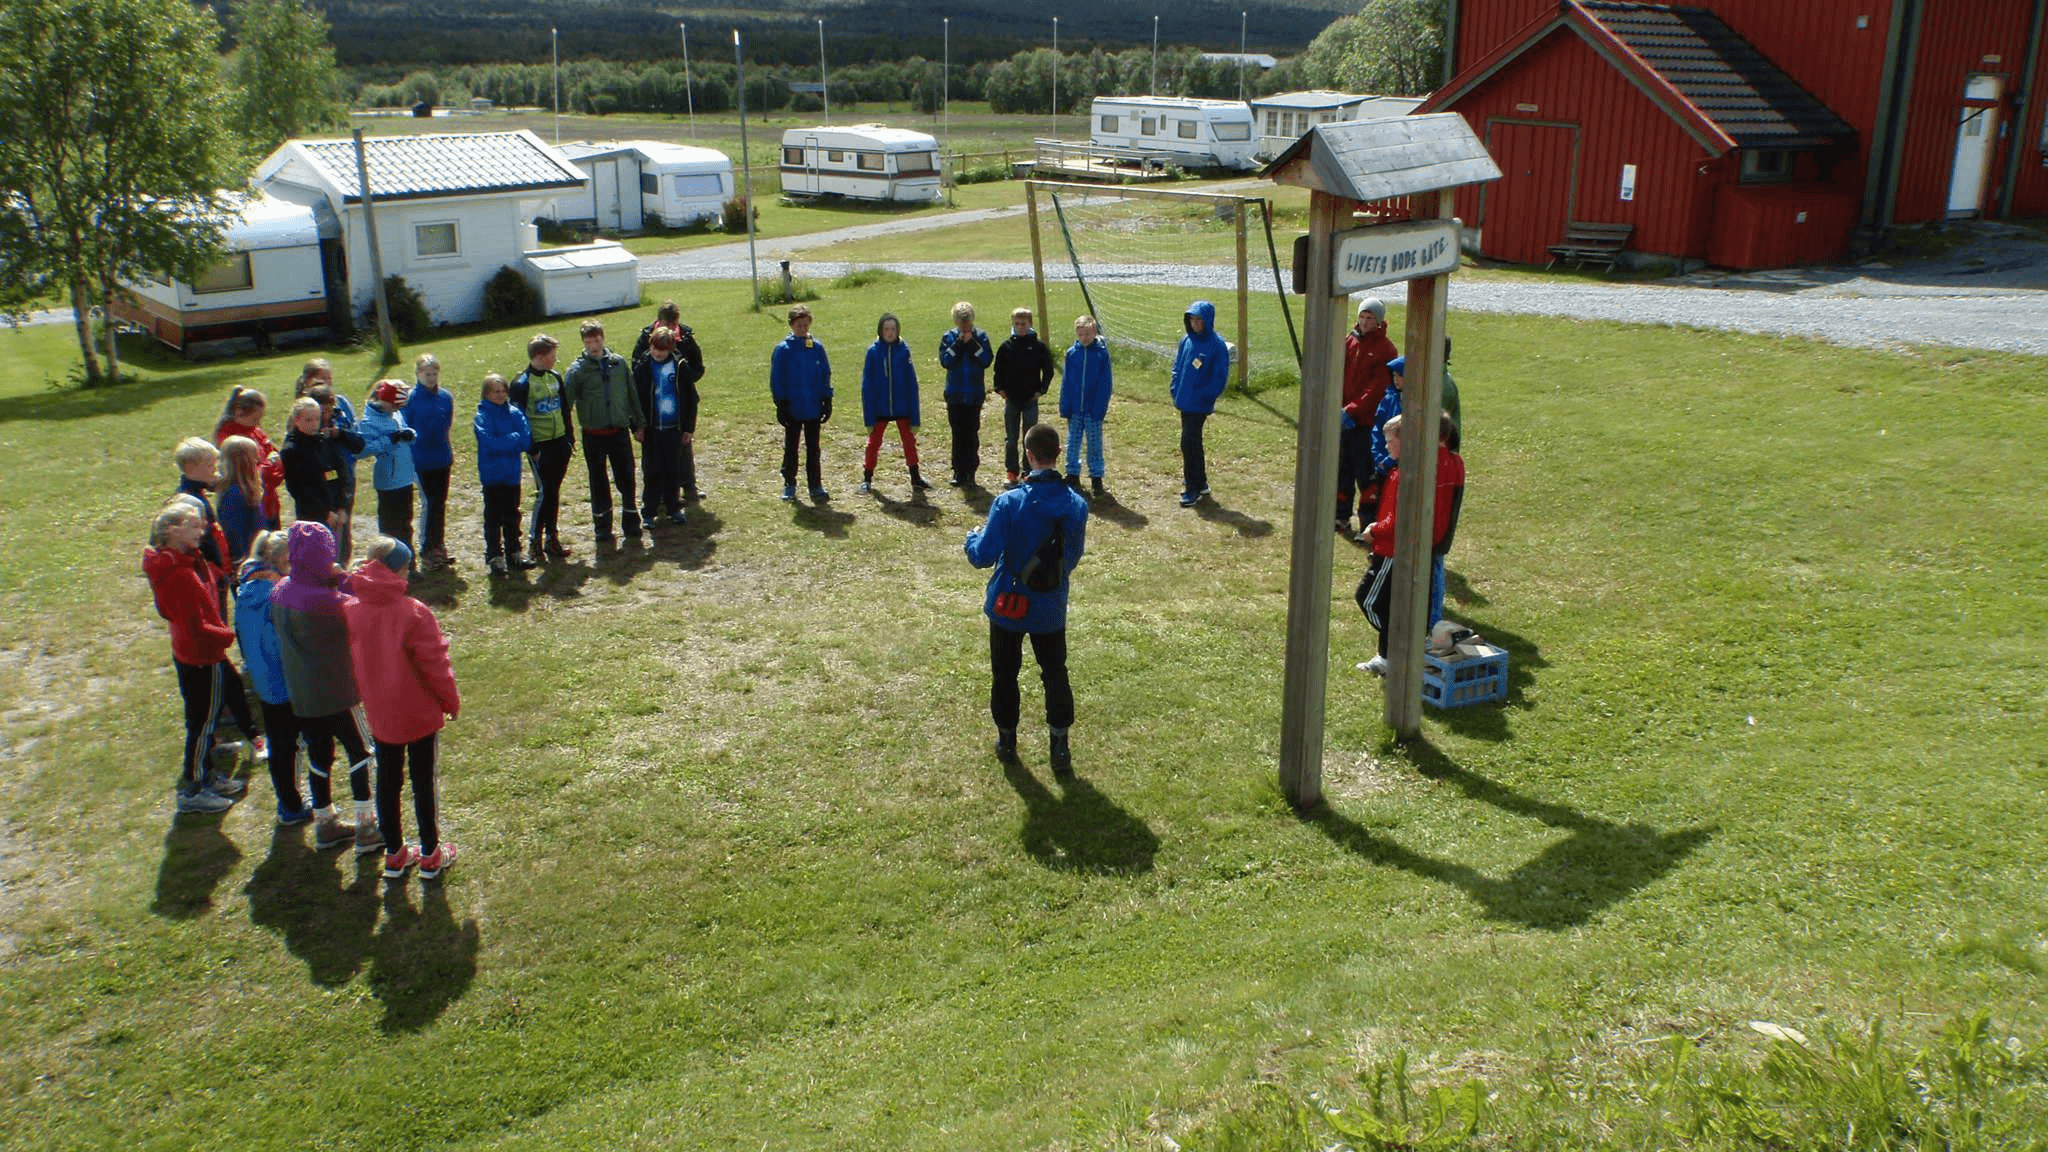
left=345, top=536, right=463, bottom=881
left=1354, top=411, right=1465, bottom=676
left=144, top=499, right=256, bottom=814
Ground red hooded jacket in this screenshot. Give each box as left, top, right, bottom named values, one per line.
left=144, top=546, right=236, bottom=664
left=342, top=560, right=460, bottom=744
left=1342, top=328, right=1398, bottom=423
left=1364, top=446, right=1466, bottom=559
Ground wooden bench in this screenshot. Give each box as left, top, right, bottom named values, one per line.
left=1545, top=222, right=1634, bottom=271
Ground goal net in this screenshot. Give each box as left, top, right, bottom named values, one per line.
left=1027, top=181, right=1299, bottom=387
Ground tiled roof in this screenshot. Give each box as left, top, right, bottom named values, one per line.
left=291, top=131, right=585, bottom=203
left=1581, top=2, right=1853, bottom=148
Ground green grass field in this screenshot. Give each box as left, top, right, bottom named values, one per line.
left=2, top=277, right=2046, bottom=1150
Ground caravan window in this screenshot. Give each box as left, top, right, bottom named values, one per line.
left=1214, top=121, right=1251, bottom=142
left=1178, top=120, right=1199, bottom=139
left=1101, top=115, right=1119, bottom=133
left=898, top=151, right=936, bottom=173
left=673, top=173, right=723, bottom=198
left=191, top=252, right=253, bottom=294
left=640, top=173, right=658, bottom=196
left=414, top=222, right=458, bottom=258
left=1140, top=117, right=1158, bottom=136
left=827, top=150, right=844, bottom=162
left=857, top=152, right=885, bottom=171
left=783, top=147, right=804, bottom=165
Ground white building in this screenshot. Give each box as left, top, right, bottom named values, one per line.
left=778, top=125, right=941, bottom=203
left=1247, top=92, right=1424, bottom=160
left=1087, top=97, right=1260, bottom=171
left=553, top=140, right=734, bottom=230
left=253, top=130, right=596, bottom=327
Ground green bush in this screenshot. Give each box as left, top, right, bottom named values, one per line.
left=754, top=276, right=819, bottom=308
left=950, top=163, right=1011, bottom=186
left=721, top=194, right=757, bottom=234
left=830, top=267, right=906, bottom=289
left=481, top=265, right=540, bottom=328
left=362, top=274, right=431, bottom=341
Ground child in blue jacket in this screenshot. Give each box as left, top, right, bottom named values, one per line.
left=234, top=530, right=308, bottom=824
left=405, top=353, right=458, bottom=568
left=474, top=373, right=534, bottom=577
left=769, top=304, right=834, bottom=502
left=938, top=301, right=994, bottom=487
left=1058, top=315, right=1113, bottom=496
left=860, top=312, right=928, bottom=493
left=1169, top=299, right=1231, bottom=507
left=357, top=379, right=419, bottom=562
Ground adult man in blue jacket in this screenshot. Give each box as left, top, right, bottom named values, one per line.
left=1169, top=299, right=1231, bottom=507
left=965, top=423, right=1090, bottom=777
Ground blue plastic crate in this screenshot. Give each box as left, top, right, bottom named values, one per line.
left=1422, top=646, right=1508, bottom=709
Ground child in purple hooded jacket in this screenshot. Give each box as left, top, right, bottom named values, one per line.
left=270, top=521, right=380, bottom=855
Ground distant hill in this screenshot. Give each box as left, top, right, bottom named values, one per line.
left=318, top=0, right=1358, bottom=70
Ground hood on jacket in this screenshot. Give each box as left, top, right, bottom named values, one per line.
left=1184, top=300, right=1218, bottom=338
left=273, top=521, right=346, bottom=614
left=1387, top=355, right=1405, bottom=378
left=348, top=556, right=412, bottom=605
left=237, top=557, right=281, bottom=587
left=142, top=545, right=198, bottom=583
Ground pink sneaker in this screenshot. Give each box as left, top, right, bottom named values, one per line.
left=382, top=844, right=419, bottom=880
left=417, top=843, right=459, bottom=881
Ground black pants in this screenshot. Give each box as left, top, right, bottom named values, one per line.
left=375, top=733, right=442, bottom=855
left=416, top=466, right=450, bottom=556
left=679, top=435, right=699, bottom=497
left=947, top=401, right=982, bottom=483
left=337, top=483, right=357, bottom=562
left=989, top=622, right=1074, bottom=731
left=583, top=429, right=635, bottom=523
left=1355, top=554, right=1395, bottom=658
left=781, top=418, right=822, bottom=490
left=527, top=436, right=573, bottom=547
left=174, top=659, right=254, bottom=791
left=640, top=425, right=684, bottom=517
left=299, top=708, right=372, bottom=810
left=258, top=699, right=302, bottom=813
left=482, top=483, right=521, bottom=559
left=375, top=485, right=415, bottom=552
left=1179, top=410, right=1210, bottom=496
left=1336, top=423, right=1378, bottom=524
left=1001, top=397, right=1039, bottom=476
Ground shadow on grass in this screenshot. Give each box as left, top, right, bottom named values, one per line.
left=0, top=338, right=225, bottom=423
left=793, top=501, right=856, bottom=538
left=369, top=881, right=480, bottom=1034
left=243, top=825, right=379, bottom=985
left=1195, top=496, right=1274, bottom=538
left=1444, top=565, right=1490, bottom=609
left=151, top=811, right=243, bottom=920
left=1089, top=488, right=1149, bottom=531
left=408, top=566, right=475, bottom=611
left=1235, top=386, right=1300, bottom=431
left=1302, top=742, right=1715, bottom=929
left=1002, top=757, right=1159, bottom=876
left=872, top=486, right=942, bottom=527
left=959, top=481, right=995, bottom=516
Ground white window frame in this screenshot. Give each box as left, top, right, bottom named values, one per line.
left=1101, top=114, right=1119, bottom=133
left=190, top=252, right=253, bottom=294
left=1141, top=116, right=1158, bottom=136
left=414, top=221, right=459, bottom=259
left=1214, top=121, right=1251, bottom=142
left=857, top=152, right=885, bottom=172
left=1177, top=119, right=1199, bottom=140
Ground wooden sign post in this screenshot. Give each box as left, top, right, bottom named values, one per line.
left=1262, top=116, right=1499, bottom=807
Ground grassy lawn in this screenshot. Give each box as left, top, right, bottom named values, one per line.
left=2, top=277, right=2046, bottom=1149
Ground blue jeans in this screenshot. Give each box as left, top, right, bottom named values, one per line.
left=1065, top=416, right=1104, bottom=478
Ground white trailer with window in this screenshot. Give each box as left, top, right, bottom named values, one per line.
left=1087, top=97, right=1260, bottom=171
left=109, top=192, right=333, bottom=351
left=554, top=140, right=735, bottom=229
left=778, top=125, right=941, bottom=203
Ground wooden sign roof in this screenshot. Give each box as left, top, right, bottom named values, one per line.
left=1261, top=113, right=1500, bottom=201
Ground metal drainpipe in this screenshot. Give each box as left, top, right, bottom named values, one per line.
left=1443, top=0, right=1462, bottom=88
left=1874, top=0, right=1925, bottom=231
left=1999, top=0, right=2047, bottom=218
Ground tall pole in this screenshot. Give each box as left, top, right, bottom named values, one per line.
left=1152, top=15, right=1160, bottom=94
left=1239, top=12, right=1248, bottom=102
left=681, top=23, right=696, bottom=139
left=735, top=30, right=760, bottom=306
left=818, top=18, right=830, bottom=123
left=943, top=17, right=953, bottom=206
left=551, top=27, right=561, bottom=144
left=1051, top=17, right=1059, bottom=141
left=350, top=129, right=399, bottom=367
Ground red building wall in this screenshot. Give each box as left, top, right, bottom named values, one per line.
left=1892, top=0, right=2040, bottom=222
left=2010, top=23, right=2048, bottom=216
left=1446, top=30, right=1723, bottom=260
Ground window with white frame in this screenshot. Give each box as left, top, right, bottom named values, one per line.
left=1101, top=115, right=1119, bottom=133
left=640, top=173, right=658, bottom=196
left=1739, top=149, right=1793, bottom=183
left=1214, top=121, right=1251, bottom=141
left=783, top=147, right=804, bottom=165
left=857, top=152, right=884, bottom=171
left=1141, top=117, right=1157, bottom=136
left=414, top=222, right=458, bottom=258
left=673, top=173, right=723, bottom=197
left=897, top=151, right=936, bottom=173
left=1178, top=120, right=1198, bottom=139
left=191, top=253, right=253, bottom=294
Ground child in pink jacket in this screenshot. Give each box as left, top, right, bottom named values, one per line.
left=344, top=536, right=462, bottom=881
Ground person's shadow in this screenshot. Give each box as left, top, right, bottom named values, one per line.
left=1194, top=497, right=1273, bottom=537
left=1301, top=742, right=1714, bottom=930
left=243, top=826, right=380, bottom=986
left=960, top=482, right=995, bottom=516
left=792, top=503, right=856, bottom=538
left=872, top=486, right=942, bottom=527
left=151, top=811, right=243, bottom=920
left=369, top=881, right=481, bottom=1033
left=1001, top=758, right=1159, bottom=876
left=1088, top=488, right=1149, bottom=531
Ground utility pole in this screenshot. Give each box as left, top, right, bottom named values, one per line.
left=350, top=129, right=398, bottom=366
left=1239, top=12, right=1248, bottom=102
left=736, top=30, right=760, bottom=307
left=818, top=18, right=830, bottom=123
left=1152, top=15, right=1160, bottom=94
left=944, top=17, right=953, bottom=206
left=681, top=23, right=696, bottom=138
left=1051, top=17, right=1060, bottom=141
left=551, top=27, right=561, bottom=144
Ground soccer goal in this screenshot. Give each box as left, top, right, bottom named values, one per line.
left=1024, top=180, right=1300, bottom=389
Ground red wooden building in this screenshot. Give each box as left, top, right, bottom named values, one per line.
left=1426, top=0, right=2048, bottom=267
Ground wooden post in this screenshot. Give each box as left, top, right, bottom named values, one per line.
left=1277, top=188, right=1349, bottom=808
left=1026, top=182, right=1049, bottom=336
left=1235, top=199, right=1250, bottom=389
left=351, top=129, right=399, bottom=367
left=1383, top=189, right=1456, bottom=738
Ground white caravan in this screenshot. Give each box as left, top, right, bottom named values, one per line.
left=1087, top=97, right=1260, bottom=171
left=779, top=125, right=941, bottom=203
left=110, top=192, right=333, bottom=350
left=556, top=140, right=734, bottom=229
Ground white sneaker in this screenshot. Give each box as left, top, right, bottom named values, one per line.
left=1357, top=656, right=1388, bottom=677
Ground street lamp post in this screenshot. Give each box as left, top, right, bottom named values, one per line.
left=681, top=23, right=696, bottom=138
left=735, top=29, right=760, bottom=306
